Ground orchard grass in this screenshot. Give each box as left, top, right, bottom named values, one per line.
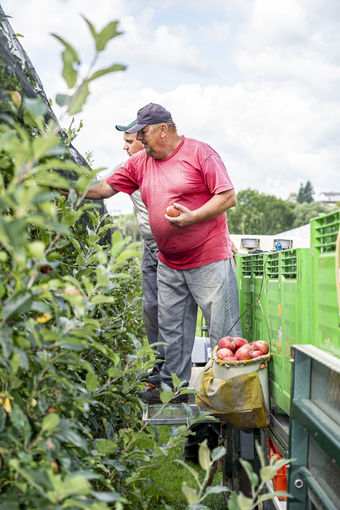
left=134, top=425, right=226, bottom=509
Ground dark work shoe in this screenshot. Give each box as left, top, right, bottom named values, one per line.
left=141, top=365, right=162, bottom=384
left=144, top=373, right=162, bottom=387
left=138, top=384, right=189, bottom=404
left=138, top=386, right=162, bottom=404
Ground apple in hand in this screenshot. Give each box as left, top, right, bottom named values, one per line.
left=218, top=336, right=235, bottom=351
left=235, top=344, right=252, bottom=360
left=217, top=348, right=234, bottom=360
left=166, top=205, right=180, bottom=217
left=233, top=337, right=249, bottom=350
left=251, top=340, right=269, bottom=355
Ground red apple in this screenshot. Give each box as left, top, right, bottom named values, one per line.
left=217, top=348, right=234, bottom=360
left=233, top=337, right=249, bottom=350
left=250, top=350, right=263, bottom=359
left=235, top=344, right=252, bottom=360
left=223, top=356, right=237, bottom=362
left=166, top=205, right=180, bottom=217
left=252, top=340, right=269, bottom=355
left=218, top=336, right=235, bottom=351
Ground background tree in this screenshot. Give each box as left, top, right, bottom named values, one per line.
left=292, top=201, right=330, bottom=228
left=297, top=180, right=314, bottom=203
left=227, top=189, right=295, bottom=235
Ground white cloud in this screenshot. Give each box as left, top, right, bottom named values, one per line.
left=2, top=0, right=340, bottom=213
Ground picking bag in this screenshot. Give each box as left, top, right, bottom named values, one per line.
left=195, top=348, right=271, bottom=430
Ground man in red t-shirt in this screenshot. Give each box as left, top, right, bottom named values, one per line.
left=85, top=103, right=242, bottom=403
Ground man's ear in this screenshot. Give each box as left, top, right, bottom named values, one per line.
left=160, top=123, right=168, bottom=138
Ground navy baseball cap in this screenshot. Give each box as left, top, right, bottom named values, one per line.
left=115, top=119, right=137, bottom=132
left=126, top=103, right=172, bottom=133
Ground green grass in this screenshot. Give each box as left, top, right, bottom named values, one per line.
left=134, top=425, right=227, bottom=509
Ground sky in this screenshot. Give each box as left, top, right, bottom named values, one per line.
left=2, top=0, right=340, bottom=214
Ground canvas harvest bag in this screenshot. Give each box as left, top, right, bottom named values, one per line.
left=195, top=347, right=271, bottom=430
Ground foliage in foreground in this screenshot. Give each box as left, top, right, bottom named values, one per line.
left=0, top=15, right=199, bottom=510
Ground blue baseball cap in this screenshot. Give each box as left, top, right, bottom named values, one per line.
left=126, top=103, right=172, bottom=133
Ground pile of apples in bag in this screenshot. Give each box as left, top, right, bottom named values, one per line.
left=216, top=336, right=269, bottom=362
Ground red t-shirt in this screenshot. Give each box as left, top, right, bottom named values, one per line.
left=106, top=136, right=234, bottom=269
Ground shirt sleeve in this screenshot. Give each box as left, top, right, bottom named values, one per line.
left=198, top=145, right=234, bottom=195
left=106, top=157, right=139, bottom=195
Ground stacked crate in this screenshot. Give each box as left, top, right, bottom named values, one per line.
left=252, top=253, right=268, bottom=342
left=236, top=254, right=253, bottom=341
left=280, top=248, right=311, bottom=412
left=310, top=210, right=340, bottom=358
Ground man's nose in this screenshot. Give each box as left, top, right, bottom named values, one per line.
left=136, top=132, right=143, bottom=140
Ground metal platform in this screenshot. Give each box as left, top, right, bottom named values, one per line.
left=142, top=399, right=203, bottom=425
left=142, top=366, right=213, bottom=425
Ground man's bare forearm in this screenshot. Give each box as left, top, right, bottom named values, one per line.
left=165, top=189, right=237, bottom=228
left=84, top=181, right=118, bottom=199
left=192, top=189, right=237, bottom=222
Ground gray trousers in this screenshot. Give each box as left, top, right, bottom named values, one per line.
left=157, top=258, right=242, bottom=383
left=141, top=248, right=164, bottom=368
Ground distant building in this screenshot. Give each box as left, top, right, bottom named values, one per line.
left=317, top=192, right=340, bottom=205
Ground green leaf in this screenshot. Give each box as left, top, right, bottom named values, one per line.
left=239, top=458, right=259, bottom=486
left=203, top=485, right=230, bottom=497
left=198, top=439, right=211, bottom=471
left=260, top=465, right=278, bottom=482
left=86, top=372, right=99, bottom=391
left=92, top=491, right=122, bottom=502
left=88, top=63, right=126, bottom=82
left=237, top=493, right=253, bottom=510
left=116, top=249, right=140, bottom=263
left=23, top=97, right=48, bottom=117
left=0, top=406, right=7, bottom=432
left=2, top=291, right=33, bottom=323
left=175, top=460, right=200, bottom=487
left=91, top=295, right=115, bottom=305
left=95, top=20, right=122, bottom=52
left=107, top=367, right=122, bottom=378
left=41, top=413, right=60, bottom=433
left=211, top=445, right=226, bottom=463
left=159, top=390, right=175, bottom=403
left=27, top=241, right=45, bottom=260
left=68, top=81, right=89, bottom=115
left=96, top=266, right=110, bottom=286
left=227, top=492, right=240, bottom=510
left=181, top=482, right=199, bottom=505
left=27, top=171, right=70, bottom=189
left=82, top=16, right=97, bottom=42
left=96, top=439, right=116, bottom=454
left=255, top=439, right=265, bottom=468
left=56, top=93, right=72, bottom=107
left=56, top=474, right=91, bottom=499
left=9, top=404, right=31, bottom=438
left=51, top=34, right=80, bottom=89
left=257, top=491, right=291, bottom=503
left=171, top=373, right=181, bottom=389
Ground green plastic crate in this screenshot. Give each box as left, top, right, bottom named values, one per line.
left=266, top=252, right=283, bottom=409
left=236, top=254, right=253, bottom=341
left=279, top=248, right=311, bottom=413
left=310, top=210, right=340, bottom=358
left=252, top=253, right=268, bottom=342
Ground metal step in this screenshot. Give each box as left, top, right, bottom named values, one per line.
left=142, top=366, right=212, bottom=425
